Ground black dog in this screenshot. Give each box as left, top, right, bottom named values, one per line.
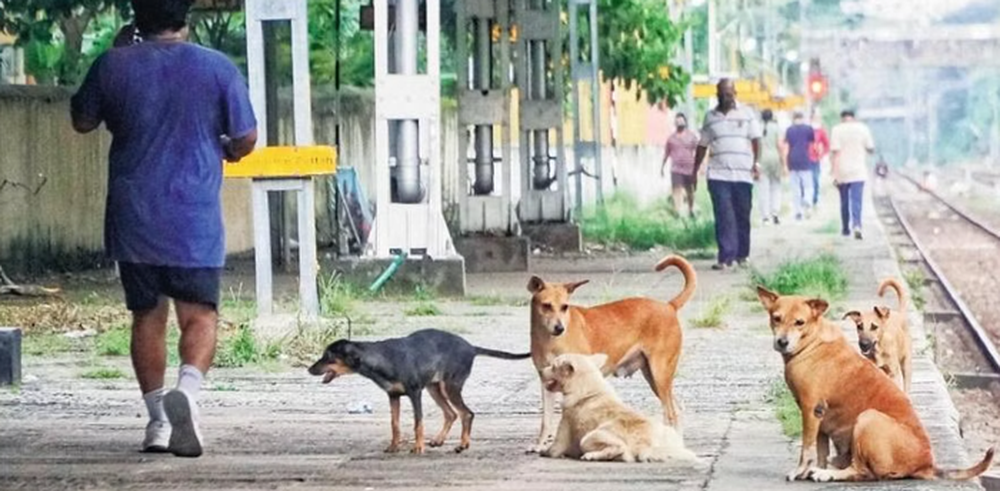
left=308, top=328, right=529, bottom=454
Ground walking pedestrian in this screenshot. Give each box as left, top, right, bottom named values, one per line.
left=810, top=113, right=830, bottom=206
left=757, top=109, right=785, bottom=224
left=830, top=109, right=875, bottom=239
left=71, top=0, right=258, bottom=457
left=784, top=112, right=815, bottom=220
left=693, top=79, right=762, bottom=271
left=661, top=113, right=700, bottom=217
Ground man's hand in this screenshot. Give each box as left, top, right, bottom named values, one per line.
left=221, top=129, right=258, bottom=163
left=752, top=162, right=761, bottom=181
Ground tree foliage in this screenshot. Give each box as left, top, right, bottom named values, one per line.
left=588, top=0, right=689, bottom=107
left=0, top=0, right=130, bottom=84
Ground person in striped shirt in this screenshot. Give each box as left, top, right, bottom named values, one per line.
left=692, top=79, right=762, bottom=271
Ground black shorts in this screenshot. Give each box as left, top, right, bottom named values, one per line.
left=118, top=262, right=221, bottom=312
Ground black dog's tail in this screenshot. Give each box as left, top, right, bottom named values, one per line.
left=474, top=347, right=531, bottom=360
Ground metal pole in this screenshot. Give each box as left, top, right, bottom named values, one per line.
left=473, top=17, right=495, bottom=194
left=590, top=0, right=602, bottom=206
left=530, top=0, right=550, bottom=190
left=570, top=2, right=582, bottom=213
left=395, top=0, right=422, bottom=203
left=708, top=0, right=717, bottom=76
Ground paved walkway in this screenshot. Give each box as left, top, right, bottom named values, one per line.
left=0, top=187, right=983, bottom=490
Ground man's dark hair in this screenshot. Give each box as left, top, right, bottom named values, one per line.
left=132, top=0, right=193, bottom=35
left=841, top=109, right=856, bottom=118
left=675, top=113, right=687, bottom=123
left=761, top=109, right=773, bottom=122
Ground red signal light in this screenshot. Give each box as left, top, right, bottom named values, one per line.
left=807, top=74, right=828, bottom=101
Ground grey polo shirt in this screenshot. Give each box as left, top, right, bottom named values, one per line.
left=698, top=104, right=762, bottom=183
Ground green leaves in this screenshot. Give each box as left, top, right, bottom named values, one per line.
left=592, top=0, right=689, bottom=107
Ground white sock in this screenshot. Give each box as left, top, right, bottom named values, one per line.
left=177, top=364, right=204, bottom=400
left=143, top=387, right=167, bottom=423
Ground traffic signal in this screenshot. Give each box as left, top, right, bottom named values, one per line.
left=807, top=57, right=828, bottom=102
left=808, top=73, right=828, bottom=101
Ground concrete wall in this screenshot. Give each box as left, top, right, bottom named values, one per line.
left=0, top=86, right=255, bottom=273
left=1, top=83, right=669, bottom=272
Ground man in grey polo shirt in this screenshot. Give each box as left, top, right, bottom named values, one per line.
left=693, top=79, right=762, bottom=270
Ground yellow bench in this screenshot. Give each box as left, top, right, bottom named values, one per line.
left=223, top=145, right=337, bottom=179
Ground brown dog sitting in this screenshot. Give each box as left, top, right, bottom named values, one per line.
left=526, top=255, right=695, bottom=453
left=845, top=278, right=912, bottom=393
left=757, top=286, right=994, bottom=482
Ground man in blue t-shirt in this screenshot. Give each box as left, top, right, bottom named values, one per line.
left=783, top=112, right=815, bottom=219
left=71, top=0, right=257, bottom=458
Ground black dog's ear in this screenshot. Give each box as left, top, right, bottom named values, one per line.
left=338, top=341, right=362, bottom=366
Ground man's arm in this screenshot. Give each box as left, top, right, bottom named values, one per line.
left=223, top=129, right=258, bottom=162
left=830, top=150, right=840, bottom=184
left=70, top=57, right=105, bottom=134
left=661, top=139, right=672, bottom=176
left=693, top=145, right=708, bottom=177
left=751, top=138, right=761, bottom=179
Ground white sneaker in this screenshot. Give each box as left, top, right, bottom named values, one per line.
left=142, top=420, right=171, bottom=453
left=164, top=389, right=203, bottom=457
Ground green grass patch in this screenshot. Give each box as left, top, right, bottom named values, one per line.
left=405, top=302, right=442, bottom=317
left=691, top=295, right=731, bottom=328
left=95, top=324, right=130, bottom=356
left=814, top=219, right=841, bottom=235
left=219, top=284, right=256, bottom=326
left=81, top=367, right=126, bottom=380
left=903, top=269, right=927, bottom=311
left=767, top=380, right=802, bottom=437
left=581, top=193, right=716, bottom=251
left=750, top=253, right=848, bottom=301
left=215, top=325, right=281, bottom=368
left=212, top=384, right=239, bottom=392
left=22, top=333, right=74, bottom=356
left=319, top=272, right=367, bottom=317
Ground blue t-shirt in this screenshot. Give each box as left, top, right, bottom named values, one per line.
left=785, top=124, right=815, bottom=171
left=71, top=42, right=257, bottom=268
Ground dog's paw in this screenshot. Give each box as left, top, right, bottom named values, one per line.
left=580, top=452, right=601, bottom=461
left=410, top=444, right=425, bottom=455
left=454, top=443, right=469, bottom=454
left=526, top=441, right=552, bottom=454
left=809, top=468, right=835, bottom=482
left=785, top=468, right=806, bottom=482
left=384, top=443, right=402, bottom=453
left=428, top=438, right=445, bottom=448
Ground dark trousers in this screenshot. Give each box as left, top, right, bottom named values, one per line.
left=811, top=162, right=821, bottom=205
left=838, top=181, right=865, bottom=234
left=708, top=179, right=753, bottom=265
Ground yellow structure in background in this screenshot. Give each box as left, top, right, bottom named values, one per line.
left=223, top=145, right=337, bottom=178
left=692, top=78, right=806, bottom=112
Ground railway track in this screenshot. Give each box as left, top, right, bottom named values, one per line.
left=875, top=173, right=1000, bottom=385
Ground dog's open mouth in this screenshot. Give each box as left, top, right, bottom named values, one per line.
left=322, top=370, right=338, bottom=384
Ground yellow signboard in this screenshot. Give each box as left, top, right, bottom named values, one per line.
left=691, top=79, right=806, bottom=111
left=224, top=145, right=338, bottom=179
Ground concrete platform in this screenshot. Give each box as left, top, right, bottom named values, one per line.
left=454, top=235, right=531, bottom=273
left=521, top=222, right=582, bottom=253
left=0, top=185, right=987, bottom=490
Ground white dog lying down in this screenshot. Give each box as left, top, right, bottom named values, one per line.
left=539, top=353, right=698, bottom=463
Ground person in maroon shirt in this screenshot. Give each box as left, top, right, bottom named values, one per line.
left=661, top=113, right=700, bottom=217
left=810, top=113, right=830, bottom=206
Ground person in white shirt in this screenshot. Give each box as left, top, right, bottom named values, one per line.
left=830, top=109, right=875, bottom=240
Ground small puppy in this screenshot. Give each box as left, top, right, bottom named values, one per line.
left=308, top=329, right=530, bottom=454
left=844, top=278, right=912, bottom=392
left=539, top=353, right=697, bottom=463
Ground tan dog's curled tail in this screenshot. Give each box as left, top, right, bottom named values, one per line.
left=878, top=278, right=908, bottom=313
left=935, top=447, right=995, bottom=480
left=655, top=255, right=697, bottom=311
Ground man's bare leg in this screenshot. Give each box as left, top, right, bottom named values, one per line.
left=163, top=299, right=218, bottom=457
left=132, top=297, right=171, bottom=452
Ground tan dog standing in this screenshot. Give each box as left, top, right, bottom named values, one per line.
left=845, top=278, right=912, bottom=393
left=527, top=255, right=695, bottom=452
left=539, top=353, right=698, bottom=463
left=757, top=286, right=993, bottom=482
